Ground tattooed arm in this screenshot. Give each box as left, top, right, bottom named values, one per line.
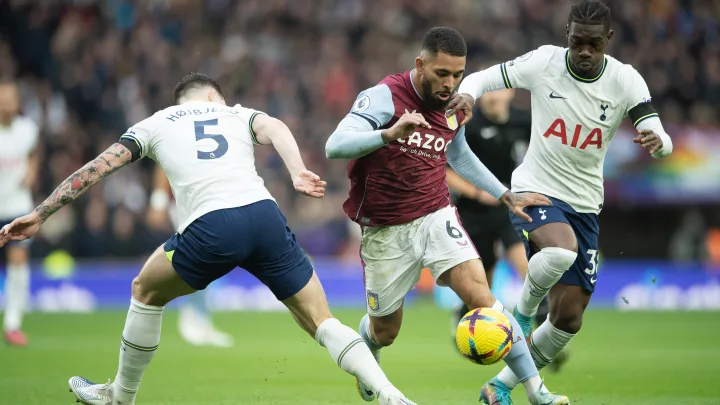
left=0, top=143, right=134, bottom=246
left=34, top=143, right=133, bottom=222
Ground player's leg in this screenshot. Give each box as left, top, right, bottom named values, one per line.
left=511, top=206, right=578, bottom=339
left=69, top=245, right=197, bottom=405
left=527, top=212, right=598, bottom=374
left=533, top=283, right=588, bottom=360
left=353, top=222, right=420, bottom=401
left=281, top=273, right=412, bottom=404
left=3, top=241, right=31, bottom=346
left=177, top=288, right=234, bottom=347
left=426, top=207, right=568, bottom=405
left=169, top=201, right=233, bottom=348
left=534, top=296, right=549, bottom=327
left=495, top=208, right=598, bottom=394
left=361, top=306, right=404, bottom=360
left=534, top=294, right=572, bottom=373
left=451, top=228, right=497, bottom=341
left=245, top=201, right=415, bottom=404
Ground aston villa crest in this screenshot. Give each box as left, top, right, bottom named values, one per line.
left=445, top=110, right=458, bottom=130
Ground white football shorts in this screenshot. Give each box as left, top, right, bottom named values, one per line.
left=360, top=205, right=479, bottom=317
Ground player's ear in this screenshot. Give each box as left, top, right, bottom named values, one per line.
left=606, top=29, right=614, bottom=43
left=415, top=55, right=424, bottom=73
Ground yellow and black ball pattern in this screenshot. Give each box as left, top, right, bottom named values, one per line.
left=455, top=307, right=513, bottom=365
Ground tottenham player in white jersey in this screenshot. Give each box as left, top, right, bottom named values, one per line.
left=0, top=82, right=39, bottom=347
left=0, top=73, right=416, bottom=405
left=147, top=166, right=234, bottom=348
left=447, top=1, right=673, bottom=402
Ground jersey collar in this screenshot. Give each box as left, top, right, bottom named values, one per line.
left=409, top=69, right=424, bottom=100
left=565, top=50, right=608, bottom=83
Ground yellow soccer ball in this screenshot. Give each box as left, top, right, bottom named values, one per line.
left=455, top=307, right=514, bottom=365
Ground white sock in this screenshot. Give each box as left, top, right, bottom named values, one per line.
left=3, top=263, right=30, bottom=331
left=315, top=318, right=393, bottom=395
left=496, top=319, right=576, bottom=390
left=113, top=298, right=164, bottom=402
left=490, top=301, right=542, bottom=396
left=529, top=319, right=575, bottom=369
left=516, top=247, right=576, bottom=317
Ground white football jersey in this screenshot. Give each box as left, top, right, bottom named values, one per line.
left=0, top=116, right=38, bottom=218
left=121, top=102, right=274, bottom=233
left=500, top=45, right=654, bottom=213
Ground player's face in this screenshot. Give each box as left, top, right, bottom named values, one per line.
left=0, top=84, right=20, bottom=124
left=417, top=51, right=466, bottom=110
left=566, top=22, right=613, bottom=74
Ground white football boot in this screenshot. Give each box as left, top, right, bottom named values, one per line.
left=68, top=377, right=136, bottom=405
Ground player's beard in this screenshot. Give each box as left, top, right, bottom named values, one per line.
left=421, top=77, right=451, bottom=111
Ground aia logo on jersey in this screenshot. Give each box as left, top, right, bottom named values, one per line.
left=543, top=118, right=602, bottom=149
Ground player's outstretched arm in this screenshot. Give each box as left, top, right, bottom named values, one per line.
left=0, top=143, right=133, bottom=246
left=445, top=167, right=500, bottom=206
left=448, top=66, right=508, bottom=125
left=326, top=111, right=430, bottom=159
left=446, top=129, right=508, bottom=200
left=252, top=114, right=326, bottom=198
left=325, top=116, right=387, bottom=160
left=450, top=47, right=554, bottom=125
left=446, top=129, right=551, bottom=222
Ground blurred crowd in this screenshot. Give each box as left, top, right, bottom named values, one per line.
left=0, top=0, right=719, bottom=259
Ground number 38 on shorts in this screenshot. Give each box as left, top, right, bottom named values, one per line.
left=359, top=205, right=479, bottom=317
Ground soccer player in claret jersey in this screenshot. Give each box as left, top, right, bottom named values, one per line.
left=326, top=27, right=569, bottom=405
left=0, top=73, right=416, bottom=405
left=448, top=1, right=674, bottom=402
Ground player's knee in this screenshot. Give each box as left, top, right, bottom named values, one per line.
left=541, top=247, right=578, bottom=271
left=131, top=276, right=168, bottom=307
left=372, top=326, right=400, bottom=347
left=370, top=316, right=401, bottom=347
left=550, top=306, right=583, bottom=334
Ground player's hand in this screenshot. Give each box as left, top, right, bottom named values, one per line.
left=381, top=110, right=431, bottom=143
left=500, top=191, right=552, bottom=223
left=446, top=93, right=475, bottom=126
left=0, top=212, right=41, bottom=248
left=293, top=170, right=327, bottom=198
left=633, top=129, right=663, bottom=155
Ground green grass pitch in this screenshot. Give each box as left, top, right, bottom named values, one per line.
left=2, top=302, right=719, bottom=404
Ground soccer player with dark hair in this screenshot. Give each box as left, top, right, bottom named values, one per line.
left=0, top=72, right=417, bottom=405
left=446, top=72, right=571, bottom=373
left=448, top=1, right=673, bottom=402
left=327, top=27, right=569, bottom=405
